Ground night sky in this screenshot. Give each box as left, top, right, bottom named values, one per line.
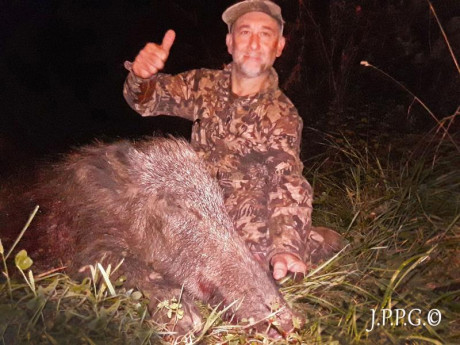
left=1, top=1, right=459, bottom=176
left=1, top=1, right=232, bottom=164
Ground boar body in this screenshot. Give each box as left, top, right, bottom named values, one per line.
left=1, top=137, right=296, bottom=335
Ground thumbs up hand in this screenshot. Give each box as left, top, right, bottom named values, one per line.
left=132, top=30, right=176, bottom=79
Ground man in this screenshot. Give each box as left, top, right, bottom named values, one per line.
left=123, top=0, right=344, bottom=281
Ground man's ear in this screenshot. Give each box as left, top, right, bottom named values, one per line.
left=226, top=33, right=233, bottom=55
left=276, top=36, right=286, bottom=57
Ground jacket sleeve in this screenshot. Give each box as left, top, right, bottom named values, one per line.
left=263, top=106, right=313, bottom=262
left=123, top=61, right=198, bottom=121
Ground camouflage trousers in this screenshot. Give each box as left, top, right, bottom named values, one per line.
left=218, top=175, right=343, bottom=271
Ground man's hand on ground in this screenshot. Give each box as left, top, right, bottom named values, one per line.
left=271, top=253, right=307, bottom=280
left=132, top=30, right=176, bottom=79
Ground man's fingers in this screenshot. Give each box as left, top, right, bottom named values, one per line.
left=133, top=48, right=167, bottom=77
left=143, top=43, right=168, bottom=62
left=133, top=59, right=158, bottom=78
left=287, top=261, right=307, bottom=275
left=140, top=67, right=157, bottom=78
left=272, top=260, right=288, bottom=280
left=138, top=51, right=165, bottom=71
left=271, top=253, right=307, bottom=280
left=161, top=29, right=176, bottom=53
left=132, top=64, right=157, bottom=79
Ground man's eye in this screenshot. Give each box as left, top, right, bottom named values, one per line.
left=260, top=32, right=272, bottom=38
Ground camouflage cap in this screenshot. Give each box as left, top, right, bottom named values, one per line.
left=222, top=0, right=284, bottom=32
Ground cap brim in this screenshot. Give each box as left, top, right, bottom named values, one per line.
left=222, top=1, right=284, bottom=29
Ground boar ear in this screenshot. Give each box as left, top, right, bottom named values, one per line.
left=156, top=195, right=205, bottom=223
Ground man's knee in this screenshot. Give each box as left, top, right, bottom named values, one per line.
left=305, top=226, right=347, bottom=263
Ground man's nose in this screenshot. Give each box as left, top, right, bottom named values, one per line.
left=249, top=34, right=260, bottom=50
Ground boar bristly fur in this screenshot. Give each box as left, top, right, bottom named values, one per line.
left=1, top=137, right=297, bottom=335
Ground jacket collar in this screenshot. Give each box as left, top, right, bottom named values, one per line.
left=220, top=62, right=279, bottom=102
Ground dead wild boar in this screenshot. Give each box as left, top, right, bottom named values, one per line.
left=0, top=136, right=298, bottom=336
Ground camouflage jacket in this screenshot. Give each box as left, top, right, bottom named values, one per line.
left=123, top=62, right=313, bottom=265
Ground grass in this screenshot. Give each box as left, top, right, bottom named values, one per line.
left=1, top=133, right=459, bottom=344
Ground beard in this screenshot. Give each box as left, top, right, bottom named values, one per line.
left=233, top=54, right=271, bottom=78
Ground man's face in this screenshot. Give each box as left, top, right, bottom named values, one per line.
left=226, top=11, right=285, bottom=78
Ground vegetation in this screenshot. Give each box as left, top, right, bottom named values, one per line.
left=1, top=132, right=458, bottom=344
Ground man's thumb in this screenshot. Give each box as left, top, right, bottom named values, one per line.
left=161, top=29, right=176, bottom=52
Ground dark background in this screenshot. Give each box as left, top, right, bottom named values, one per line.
left=1, top=0, right=459, bottom=176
